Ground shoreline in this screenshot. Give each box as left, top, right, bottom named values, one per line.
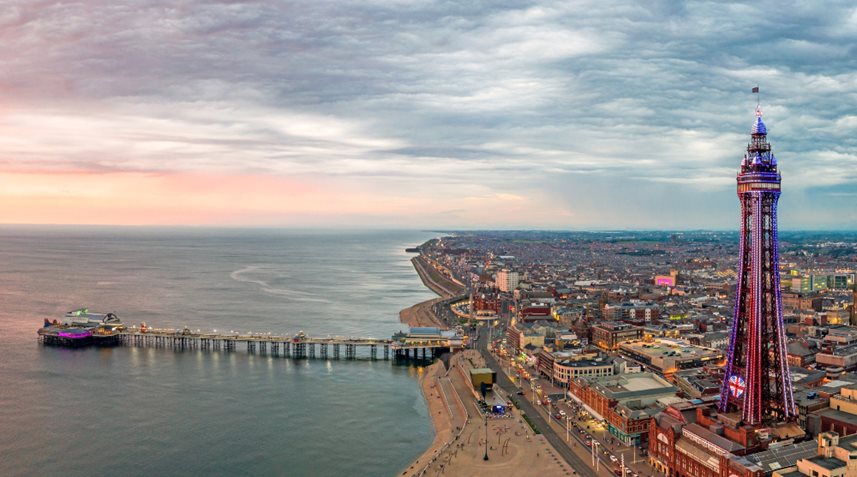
left=401, top=360, right=456, bottom=477
left=399, top=254, right=462, bottom=476
left=399, top=255, right=465, bottom=330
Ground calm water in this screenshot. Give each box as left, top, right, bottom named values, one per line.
left=0, top=228, right=437, bottom=477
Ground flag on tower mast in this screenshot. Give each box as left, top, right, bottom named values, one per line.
left=752, top=86, right=759, bottom=93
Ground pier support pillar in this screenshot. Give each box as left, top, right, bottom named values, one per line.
left=333, top=344, right=340, bottom=359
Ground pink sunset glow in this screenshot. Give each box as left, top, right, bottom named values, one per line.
left=0, top=1, right=852, bottom=228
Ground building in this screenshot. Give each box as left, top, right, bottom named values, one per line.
left=505, top=325, right=522, bottom=354
left=469, top=368, right=497, bottom=391
left=470, top=285, right=501, bottom=320
left=674, top=369, right=722, bottom=399
left=783, top=292, right=823, bottom=312
left=519, top=302, right=553, bottom=322
left=495, top=268, right=520, bottom=292
left=655, top=270, right=679, bottom=287
left=551, top=355, right=614, bottom=385
left=592, top=321, right=643, bottom=351
left=649, top=400, right=771, bottom=477
left=569, top=372, right=676, bottom=446
left=603, top=301, right=661, bottom=322
left=719, top=106, right=796, bottom=425
left=823, top=326, right=857, bottom=346
left=787, top=341, right=817, bottom=367
left=810, top=385, right=857, bottom=438
left=771, top=432, right=857, bottom=477
left=816, top=345, right=857, bottom=371
left=504, top=322, right=547, bottom=354
left=619, top=338, right=723, bottom=376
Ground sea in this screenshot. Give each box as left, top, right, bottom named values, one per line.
left=0, top=227, right=439, bottom=477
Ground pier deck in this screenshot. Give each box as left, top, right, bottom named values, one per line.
left=39, top=326, right=458, bottom=361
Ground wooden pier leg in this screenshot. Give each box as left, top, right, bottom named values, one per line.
left=384, top=345, right=389, bottom=360
left=333, top=344, right=340, bottom=359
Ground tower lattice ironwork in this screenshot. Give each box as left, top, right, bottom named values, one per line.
left=719, top=105, right=796, bottom=425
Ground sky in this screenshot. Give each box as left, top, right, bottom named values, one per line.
left=1, top=0, right=855, bottom=229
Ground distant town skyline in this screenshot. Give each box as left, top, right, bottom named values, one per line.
left=1, top=1, right=855, bottom=229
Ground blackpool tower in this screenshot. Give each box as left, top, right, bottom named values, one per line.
left=719, top=103, right=796, bottom=425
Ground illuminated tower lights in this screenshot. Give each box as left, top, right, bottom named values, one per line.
left=719, top=104, right=796, bottom=425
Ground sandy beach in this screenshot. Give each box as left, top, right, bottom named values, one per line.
left=399, top=297, right=447, bottom=329
left=399, top=360, right=462, bottom=476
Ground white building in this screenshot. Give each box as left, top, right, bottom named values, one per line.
left=496, top=268, right=520, bottom=292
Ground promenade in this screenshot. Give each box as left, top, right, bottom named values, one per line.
left=404, top=350, right=576, bottom=477
left=411, top=256, right=466, bottom=299
left=476, top=327, right=604, bottom=477
left=400, top=254, right=466, bottom=329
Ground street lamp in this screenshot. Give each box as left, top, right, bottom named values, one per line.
left=566, top=415, right=571, bottom=442
left=591, top=441, right=600, bottom=471
left=483, top=413, right=489, bottom=461
left=531, top=381, right=537, bottom=404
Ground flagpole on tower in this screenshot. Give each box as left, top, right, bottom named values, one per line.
left=752, top=85, right=760, bottom=107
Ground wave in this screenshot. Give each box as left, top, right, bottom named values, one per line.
left=229, top=265, right=330, bottom=303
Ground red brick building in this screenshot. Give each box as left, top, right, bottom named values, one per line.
left=569, top=373, right=675, bottom=446
left=649, top=401, right=765, bottom=477
left=591, top=321, right=643, bottom=350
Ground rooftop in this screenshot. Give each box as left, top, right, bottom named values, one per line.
left=586, top=372, right=676, bottom=399
left=620, top=338, right=722, bottom=360
left=745, top=439, right=817, bottom=474
left=683, top=422, right=745, bottom=453
left=556, top=359, right=613, bottom=368
left=806, top=456, right=845, bottom=471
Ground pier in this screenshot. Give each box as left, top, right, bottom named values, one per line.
left=39, top=324, right=463, bottom=361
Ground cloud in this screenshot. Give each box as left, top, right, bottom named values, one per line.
left=0, top=0, right=854, bottom=228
